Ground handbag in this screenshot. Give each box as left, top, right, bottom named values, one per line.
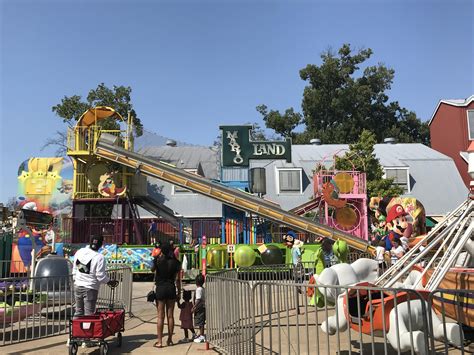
left=147, top=289, right=156, bottom=303
left=147, top=271, right=156, bottom=303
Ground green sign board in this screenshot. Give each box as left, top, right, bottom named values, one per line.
left=220, top=125, right=292, bottom=167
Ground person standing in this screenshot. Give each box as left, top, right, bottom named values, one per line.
left=72, top=235, right=118, bottom=317
left=177, top=290, right=196, bottom=342
left=148, top=220, right=158, bottom=245
left=193, top=274, right=206, bottom=343
left=375, top=240, right=387, bottom=275
left=151, top=241, right=181, bottom=348
left=390, top=238, right=405, bottom=265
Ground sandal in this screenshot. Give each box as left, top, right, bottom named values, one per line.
left=153, top=341, right=163, bottom=348
left=166, top=339, right=174, bottom=346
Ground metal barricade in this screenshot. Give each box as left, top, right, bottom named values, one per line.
left=1, top=274, right=74, bottom=346
left=96, top=265, right=134, bottom=315
left=0, top=260, right=28, bottom=278
left=0, top=264, right=133, bottom=347
left=427, top=289, right=472, bottom=354
left=207, top=268, right=469, bottom=354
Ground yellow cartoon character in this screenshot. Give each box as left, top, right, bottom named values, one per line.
left=18, top=158, right=63, bottom=208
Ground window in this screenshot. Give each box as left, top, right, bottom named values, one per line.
left=384, top=168, right=410, bottom=193
left=468, top=110, right=474, bottom=140
left=277, top=168, right=302, bottom=193
left=173, top=169, right=198, bottom=194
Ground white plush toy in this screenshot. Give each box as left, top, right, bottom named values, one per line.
left=316, top=259, right=462, bottom=355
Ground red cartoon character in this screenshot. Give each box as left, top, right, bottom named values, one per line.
left=385, top=204, right=409, bottom=251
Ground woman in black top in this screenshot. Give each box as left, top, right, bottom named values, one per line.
left=151, top=241, right=181, bottom=347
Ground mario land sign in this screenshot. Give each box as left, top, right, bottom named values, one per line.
left=220, top=125, right=291, bottom=167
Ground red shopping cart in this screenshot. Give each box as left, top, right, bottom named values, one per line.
left=68, top=282, right=124, bottom=355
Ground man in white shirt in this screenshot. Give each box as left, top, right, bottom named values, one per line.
left=72, top=235, right=117, bottom=317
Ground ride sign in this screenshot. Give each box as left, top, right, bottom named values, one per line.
left=220, top=125, right=292, bottom=167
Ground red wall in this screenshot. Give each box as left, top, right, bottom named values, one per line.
left=430, top=102, right=474, bottom=187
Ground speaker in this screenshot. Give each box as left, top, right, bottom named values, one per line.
left=249, top=168, right=266, bottom=195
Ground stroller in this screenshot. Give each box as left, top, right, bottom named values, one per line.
left=68, top=281, right=124, bottom=355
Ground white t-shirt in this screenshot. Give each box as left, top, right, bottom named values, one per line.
left=391, top=246, right=405, bottom=263
left=195, top=286, right=205, bottom=303
left=375, top=246, right=386, bottom=263
left=72, top=246, right=110, bottom=290
left=400, top=236, right=409, bottom=251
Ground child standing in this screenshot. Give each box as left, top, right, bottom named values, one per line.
left=193, top=274, right=206, bottom=343
left=178, top=290, right=195, bottom=342
left=375, top=240, right=387, bottom=275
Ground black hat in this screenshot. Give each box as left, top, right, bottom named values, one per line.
left=90, top=235, right=104, bottom=251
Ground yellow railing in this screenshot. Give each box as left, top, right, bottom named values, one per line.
left=67, top=126, right=130, bottom=155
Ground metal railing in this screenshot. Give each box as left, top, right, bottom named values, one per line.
left=0, top=274, right=73, bottom=346
left=0, top=260, right=28, bottom=278
left=0, top=265, right=133, bottom=346
left=207, top=266, right=471, bottom=354
left=96, top=265, right=134, bottom=315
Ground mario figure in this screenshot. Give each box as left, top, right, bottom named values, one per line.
left=385, top=204, right=409, bottom=251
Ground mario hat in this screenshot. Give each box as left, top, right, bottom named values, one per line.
left=386, top=204, right=407, bottom=223
left=283, top=231, right=296, bottom=243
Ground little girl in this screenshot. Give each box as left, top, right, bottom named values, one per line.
left=178, top=290, right=195, bottom=342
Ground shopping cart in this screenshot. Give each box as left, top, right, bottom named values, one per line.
left=68, top=281, right=124, bottom=355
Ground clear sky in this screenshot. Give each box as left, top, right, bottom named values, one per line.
left=0, top=0, right=473, bottom=202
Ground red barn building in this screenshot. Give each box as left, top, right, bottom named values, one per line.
left=430, top=95, right=474, bottom=187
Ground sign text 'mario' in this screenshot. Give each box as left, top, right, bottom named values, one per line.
left=220, top=125, right=292, bottom=167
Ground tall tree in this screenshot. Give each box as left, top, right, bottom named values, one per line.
left=335, top=130, right=403, bottom=198
left=258, top=44, right=430, bottom=145
left=51, top=83, right=143, bottom=134
left=256, top=105, right=301, bottom=139
left=44, top=84, right=143, bottom=156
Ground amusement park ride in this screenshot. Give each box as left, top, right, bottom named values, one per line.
left=315, top=159, right=474, bottom=353
left=4, top=106, right=474, bottom=353
left=64, top=106, right=376, bottom=260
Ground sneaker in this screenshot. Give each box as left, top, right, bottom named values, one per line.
left=194, top=335, right=205, bottom=343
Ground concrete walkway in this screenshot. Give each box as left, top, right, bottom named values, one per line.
left=1, top=281, right=219, bottom=355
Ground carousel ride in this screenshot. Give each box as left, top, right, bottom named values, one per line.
left=314, top=190, right=473, bottom=354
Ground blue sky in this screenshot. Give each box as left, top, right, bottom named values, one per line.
left=1, top=0, right=473, bottom=202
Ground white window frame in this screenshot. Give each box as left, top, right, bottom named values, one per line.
left=467, top=110, right=474, bottom=140
left=276, top=167, right=303, bottom=194
left=172, top=169, right=198, bottom=194
left=383, top=167, right=410, bottom=194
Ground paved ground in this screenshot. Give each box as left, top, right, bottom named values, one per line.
left=1, top=281, right=219, bottom=355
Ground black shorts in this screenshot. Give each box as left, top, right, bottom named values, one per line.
left=194, top=308, right=206, bottom=327
left=155, top=284, right=177, bottom=301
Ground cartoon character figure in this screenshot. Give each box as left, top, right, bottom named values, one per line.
left=322, top=181, right=347, bottom=209
left=370, top=196, right=426, bottom=237
left=385, top=204, right=409, bottom=250
left=372, top=209, right=388, bottom=244
left=98, top=173, right=126, bottom=197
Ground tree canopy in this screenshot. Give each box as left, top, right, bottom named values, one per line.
left=335, top=130, right=403, bottom=198
left=52, top=83, right=143, bottom=136
left=258, top=44, right=430, bottom=145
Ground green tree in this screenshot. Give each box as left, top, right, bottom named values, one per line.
left=335, top=130, right=403, bottom=198
left=52, top=83, right=143, bottom=135
left=258, top=44, right=430, bottom=145
left=256, top=105, right=301, bottom=139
